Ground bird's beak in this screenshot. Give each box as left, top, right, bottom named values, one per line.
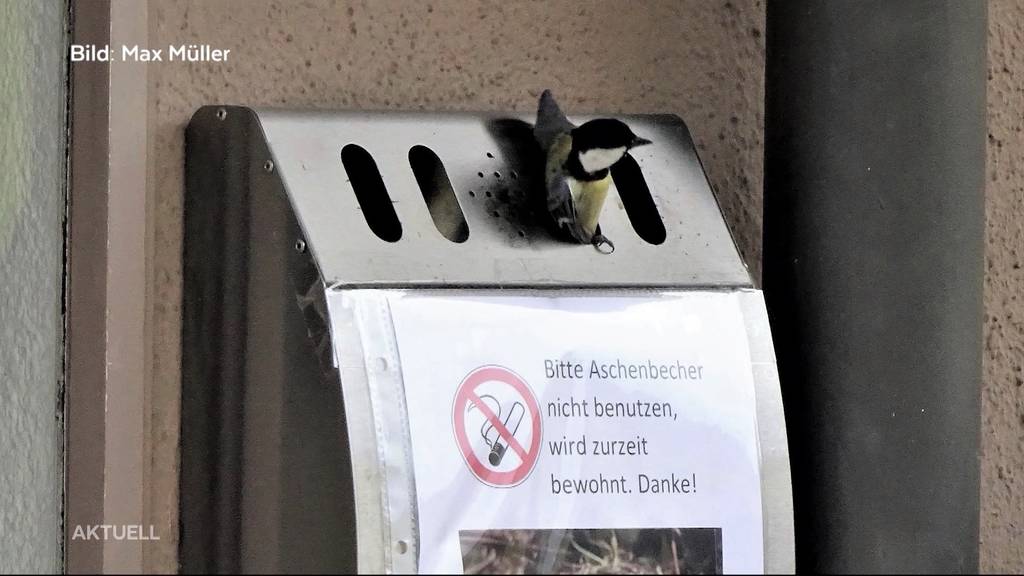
left=630, top=137, right=653, bottom=148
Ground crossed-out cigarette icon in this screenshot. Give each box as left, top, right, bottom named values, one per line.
left=471, top=394, right=526, bottom=466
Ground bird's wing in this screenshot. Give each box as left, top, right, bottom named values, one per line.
left=546, top=173, right=590, bottom=243
left=534, top=89, right=576, bottom=151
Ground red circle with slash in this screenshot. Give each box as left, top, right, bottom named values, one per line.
left=452, top=365, right=542, bottom=487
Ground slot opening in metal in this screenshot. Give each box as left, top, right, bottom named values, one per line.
left=611, top=155, right=667, bottom=245
left=341, top=144, right=403, bottom=242
left=408, top=145, right=470, bottom=243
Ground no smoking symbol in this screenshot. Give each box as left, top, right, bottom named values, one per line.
left=453, top=366, right=542, bottom=487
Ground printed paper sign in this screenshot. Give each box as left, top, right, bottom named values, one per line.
left=388, top=293, right=763, bottom=574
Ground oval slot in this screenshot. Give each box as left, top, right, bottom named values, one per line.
left=341, top=144, right=402, bottom=242
left=611, top=155, right=667, bottom=245
left=409, top=145, right=469, bottom=243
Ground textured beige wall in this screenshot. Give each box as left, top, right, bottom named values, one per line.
left=981, top=1, right=1024, bottom=572
left=145, top=0, right=1021, bottom=573
left=0, top=1, right=66, bottom=572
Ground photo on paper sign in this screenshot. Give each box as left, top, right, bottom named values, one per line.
left=459, top=527, right=723, bottom=575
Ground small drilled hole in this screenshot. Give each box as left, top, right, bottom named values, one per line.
left=610, top=155, right=666, bottom=245
left=510, top=170, right=518, bottom=179
left=486, top=152, right=494, bottom=158
left=491, top=210, right=500, bottom=218
left=468, top=190, right=476, bottom=198
left=478, top=172, right=485, bottom=178
left=397, top=540, right=409, bottom=555
left=485, top=191, right=493, bottom=198
left=493, top=171, right=501, bottom=179
left=341, top=144, right=403, bottom=242
left=215, top=107, right=227, bottom=120
left=409, top=145, right=469, bottom=243
left=518, top=230, right=526, bottom=237
left=263, top=160, right=274, bottom=172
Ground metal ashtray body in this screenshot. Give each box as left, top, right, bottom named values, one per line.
left=179, top=106, right=793, bottom=573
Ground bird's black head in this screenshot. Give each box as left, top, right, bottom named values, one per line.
left=570, top=118, right=652, bottom=176
left=572, top=118, right=650, bottom=151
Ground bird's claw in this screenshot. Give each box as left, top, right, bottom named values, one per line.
left=592, top=234, right=615, bottom=255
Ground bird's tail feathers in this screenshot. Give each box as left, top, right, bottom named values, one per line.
left=534, top=89, right=575, bottom=150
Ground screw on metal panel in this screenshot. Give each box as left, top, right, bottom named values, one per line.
left=215, top=107, right=227, bottom=120
left=294, top=238, right=306, bottom=253
left=264, top=160, right=275, bottom=173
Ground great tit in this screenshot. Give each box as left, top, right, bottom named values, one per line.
left=533, top=89, right=652, bottom=253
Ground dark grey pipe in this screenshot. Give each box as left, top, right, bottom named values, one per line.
left=763, top=1, right=986, bottom=572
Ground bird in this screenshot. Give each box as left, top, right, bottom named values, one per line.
left=533, top=89, right=651, bottom=253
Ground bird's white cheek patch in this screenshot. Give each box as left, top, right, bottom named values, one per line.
left=579, top=147, right=627, bottom=174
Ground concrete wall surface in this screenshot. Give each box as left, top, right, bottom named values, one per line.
left=135, top=0, right=1020, bottom=572
left=146, top=1, right=765, bottom=571
left=0, top=1, right=67, bottom=573
left=980, top=1, right=1024, bottom=572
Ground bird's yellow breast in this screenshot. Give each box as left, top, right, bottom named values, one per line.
left=546, top=134, right=612, bottom=238
left=569, top=176, right=612, bottom=237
